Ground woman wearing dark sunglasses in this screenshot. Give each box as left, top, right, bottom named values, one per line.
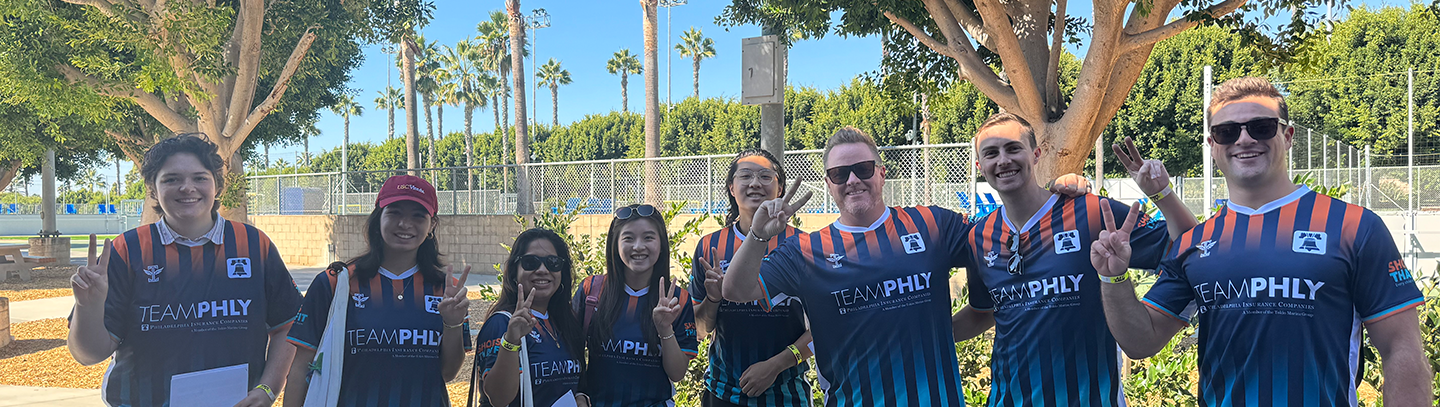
left=689, top=149, right=814, bottom=407
left=573, top=204, right=698, bottom=407
left=474, top=228, right=589, bottom=407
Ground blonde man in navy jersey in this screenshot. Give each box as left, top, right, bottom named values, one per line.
left=1096, top=77, right=1431, bottom=406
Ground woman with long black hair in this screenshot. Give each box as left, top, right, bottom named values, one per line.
left=689, top=149, right=814, bottom=407
left=473, top=228, right=589, bottom=407
left=284, top=175, right=472, bottom=406
left=573, top=204, right=698, bottom=407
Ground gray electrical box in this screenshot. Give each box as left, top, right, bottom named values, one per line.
left=742, top=35, right=784, bottom=105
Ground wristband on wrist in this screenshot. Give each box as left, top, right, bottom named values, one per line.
left=1148, top=185, right=1173, bottom=202
left=1098, top=272, right=1130, bottom=284
left=787, top=344, right=803, bottom=364
left=659, top=331, right=676, bottom=341
left=749, top=232, right=769, bottom=242
left=576, top=393, right=591, bottom=405
left=705, top=296, right=721, bottom=304
left=254, top=384, right=276, bottom=401
left=500, top=336, right=522, bottom=352
left=443, top=316, right=468, bottom=330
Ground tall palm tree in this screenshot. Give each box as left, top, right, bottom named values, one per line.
left=374, top=87, right=402, bottom=140
left=605, top=49, right=642, bottom=112
left=329, top=94, right=363, bottom=172
left=641, top=0, right=660, bottom=204
left=675, top=27, right=716, bottom=99
left=535, top=58, right=571, bottom=126
left=414, top=35, right=444, bottom=168
left=506, top=0, right=532, bottom=214
left=441, top=39, right=488, bottom=171
left=477, top=11, right=514, bottom=142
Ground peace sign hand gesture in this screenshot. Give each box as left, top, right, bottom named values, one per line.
left=504, top=283, right=538, bottom=343
left=438, top=264, right=472, bottom=327
left=751, top=177, right=812, bottom=241
left=1112, top=136, right=1171, bottom=197
left=699, top=248, right=723, bottom=303
left=1091, top=200, right=1142, bottom=278
left=72, top=234, right=112, bottom=309
left=652, top=277, right=683, bottom=330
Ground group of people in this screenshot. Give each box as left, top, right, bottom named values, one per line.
left=65, top=76, right=1429, bottom=407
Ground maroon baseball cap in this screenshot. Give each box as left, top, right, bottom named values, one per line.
left=375, top=175, right=438, bottom=215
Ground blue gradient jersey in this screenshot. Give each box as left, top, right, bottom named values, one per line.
left=99, top=221, right=302, bottom=407
left=688, top=225, right=809, bottom=407
left=758, top=206, right=971, bottom=407
left=964, top=194, right=1170, bottom=407
left=288, top=266, right=473, bottom=407
left=475, top=310, right=583, bottom=407
left=574, top=277, right=699, bottom=407
left=1143, top=187, right=1425, bottom=406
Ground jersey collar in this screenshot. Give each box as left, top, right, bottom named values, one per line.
left=625, top=285, right=649, bottom=297
left=378, top=265, right=419, bottom=280
left=1226, top=185, right=1311, bottom=216
left=999, top=194, right=1059, bottom=234
left=732, top=224, right=747, bottom=241
left=832, top=207, right=892, bottom=234
left=156, top=214, right=227, bottom=247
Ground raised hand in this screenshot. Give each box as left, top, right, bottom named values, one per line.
left=751, top=177, right=812, bottom=241
left=1091, top=200, right=1141, bottom=277
left=1112, top=136, right=1171, bottom=196
left=438, top=264, right=473, bottom=328
left=71, top=234, right=112, bottom=308
left=504, top=283, right=537, bottom=343
left=700, top=247, right=723, bottom=303
left=652, top=277, right=683, bottom=329
left=1048, top=173, right=1093, bottom=197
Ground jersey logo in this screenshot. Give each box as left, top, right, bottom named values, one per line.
left=529, top=330, right=542, bottom=343
left=226, top=258, right=252, bottom=279
left=717, top=259, right=730, bottom=272
left=901, top=233, right=927, bottom=254
left=143, top=265, right=163, bottom=283
left=984, top=251, right=1000, bottom=267
left=1053, top=230, right=1081, bottom=254
left=1197, top=240, right=1217, bottom=257
left=352, top=293, right=369, bottom=308
left=424, top=295, right=443, bottom=314
left=826, top=253, right=845, bottom=268
left=1293, top=231, right=1327, bottom=255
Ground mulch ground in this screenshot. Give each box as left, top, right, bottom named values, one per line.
left=0, top=265, right=79, bottom=302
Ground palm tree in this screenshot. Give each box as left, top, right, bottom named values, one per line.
left=505, top=0, right=532, bottom=215
left=477, top=11, right=514, bottom=142
left=535, top=59, right=571, bottom=126
left=374, top=87, right=402, bottom=140
left=675, top=27, right=717, bottom=99
left=605, top=49, right=642, bottom=112
left=415, top=35, right=444, bottom=168
left=441, top=39, right=489, bottom=171
left=329, top=94, right=363, bottom=172
left=641, top=0, right=660, bottom=204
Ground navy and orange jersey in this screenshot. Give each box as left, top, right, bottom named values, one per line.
left=573, top=275, right=699, bottom=407
left=288, top=266, right=473, bottom=407
left=688, top=225, right=810, bottom=407
left=963, top=194, right=1170, bottom=406
left=99, top=221, right=302, bottom=407
left=758, top=206, right=971, bottom=407
left=1143, top=186, right=1425, bottom=406
left=475, top=311, right=583, bottom=407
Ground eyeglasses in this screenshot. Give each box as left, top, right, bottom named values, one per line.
left=1210, top=118, right=1286, bottom=145
left=1006, top=233, right=1024, bottom=276
left=824, top=161, right=878, bottom=184
left=614, top=204, right=657, bottom=220
left=515, top=254, right=567, bottom=272
left=733, top=170, right=778, bottom=186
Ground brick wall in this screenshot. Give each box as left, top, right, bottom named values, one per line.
left=252, top=215, right=526, bottom=273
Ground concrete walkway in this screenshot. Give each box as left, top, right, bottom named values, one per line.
left=0, top=386, right=102, bottom=406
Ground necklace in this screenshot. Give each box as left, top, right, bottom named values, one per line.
left=397, top=277, right=413, bottom=300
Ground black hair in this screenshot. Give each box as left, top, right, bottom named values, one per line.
left=141, top=133, right=226, bottom=215
left=487, top=228, right=586, bottom=369
left=342, top=202, right=446, bottom=284
left=724, top=149, right=787, bottom=228
left=588, top=205, right=671, bottom=346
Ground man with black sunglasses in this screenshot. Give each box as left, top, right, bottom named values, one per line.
left=949, top=112, right=1197, bottom=406
left=1096, top=77, right=1431, bottom=406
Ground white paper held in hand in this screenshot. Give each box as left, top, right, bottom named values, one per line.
left=170, top=363, right=247, bottom=407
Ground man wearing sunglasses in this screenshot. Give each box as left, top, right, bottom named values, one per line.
left=1096, top=77, right=1431, bottom=406
left=949, top=112, right=1198, bottom=406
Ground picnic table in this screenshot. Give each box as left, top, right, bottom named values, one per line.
left=0, top=243, right=55, bottom=283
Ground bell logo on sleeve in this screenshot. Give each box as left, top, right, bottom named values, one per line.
left=1293, top=231, right=1327, bottom=255
left=901, top=233, right=927, bottom=254
left=1053, top=230, right=1081, bottom=254
left=227, top=258, right=252, bottom=279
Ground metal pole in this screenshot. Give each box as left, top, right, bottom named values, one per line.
left=1407, top=67, right=1416, bottom=268
left=1202, top=66, right=1213, bottom=213
left=1322, top=135, right=1329, bottom=186
left=1307, top=129, right=1313, bottom=170
left=1365, top=145, right=1372, bottom=208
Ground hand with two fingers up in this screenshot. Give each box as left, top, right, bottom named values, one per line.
left=72, top=234, right=112, bottom=309
left=750, top=177, right=812, bottom=241
left=439, top=264, right=473, bottom=330
left=1091, top=200, right=1143, bottom=278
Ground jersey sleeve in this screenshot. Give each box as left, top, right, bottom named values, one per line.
left=688, top=240, right=709, bottom=305
left=475, top=313, right=512, bottom=376
left=261, top=236, right=304, bottom=331
left=1350, top=213, right=1426, bottom=323
left=572, top=276, right=592, bottom=319
left=1141, top=243, right=1196, bottom=324
left=102, top=236, right=133, bottom=343
left=674, top=287, right=699, bottom=358
left=1113, top=199, right=1171, bottom=272
left=935, top=207, right=974, bottom=263
left=286, top=272, right=334, bottom=351
left=963, top=256, right=995, bottom=312
left=758, top=235, right=804, bottom=312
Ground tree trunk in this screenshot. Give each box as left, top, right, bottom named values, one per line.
left=508, top=0, right=533, bottom=215
left=500, top=70, right=510, bottom=156
left=423, top=92, right=435, bottom=169
left=464, top=103, right=475, bottom=168
left=621, top=74, right=629, bottom=112
left=551, top=84, right=559, bottom=125
left=641, top=0, right=660, bottom=205
left=492, top=94, right=502, bottom=142
left=403, top=38, right=421, bottom=172
left=388, top=105, right=395, bottom=140
left=692, top=56, right=700, bottom=99
left=0, top=160, right=21, bottom=192
left=437, top=103, right=445, bottom=153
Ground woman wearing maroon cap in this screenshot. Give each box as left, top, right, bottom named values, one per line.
left=284, top=175, right=474, bottom=407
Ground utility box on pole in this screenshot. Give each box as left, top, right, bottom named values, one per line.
left=743, top=34, right=785, bottom=159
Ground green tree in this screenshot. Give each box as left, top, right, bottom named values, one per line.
left=442, top=39, right=490, bottom=170
left=0, top=100, right=110, bottom=191
left=329, top=94, right=364, bottom=170
left=675, top=27, right=717, bottom=99
left=415, top=35, right=445, bottom=168
left=536, top=59, right=573, bottom=125
left=375, top=86, right=403, bottom=140
left=606, top=49, right=644, bottom=112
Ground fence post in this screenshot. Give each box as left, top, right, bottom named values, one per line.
left=707, top=158, right=714, bottom=214
left=1364, top=146, right=1371, bottom=208
left=451, top=169, right=459, bottom=215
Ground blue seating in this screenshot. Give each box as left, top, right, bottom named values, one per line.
left=108, top=204, right=117, bottom=214
left=65, top=204, right=77, bottom=214
left=7, top=204, right=16, bottom=214
left=97, top=204, right=108, bottom=214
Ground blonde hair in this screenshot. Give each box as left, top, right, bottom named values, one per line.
left=822, top=126, right=882, bottom=168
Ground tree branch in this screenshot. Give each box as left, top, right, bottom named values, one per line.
left=227, top=28, right=319, bottom=146
left=1045, top=0, right=1068, bottom=118
left=971, top=0, right=1046, bottom=119
left=221, top=0, right=264, bottom=139
left=883, top=4, right=1020, bottom=114
left=0, top=160, right=22, bottom=193
left=1124, top=0, right=1247, bottom=52
left=882, top=9, right=959, bottom=60
left=56, top=64, right=195, bottom=133
left=58, top=0, right=117, bottom=17
left=941, top=0, right=994, bottom=50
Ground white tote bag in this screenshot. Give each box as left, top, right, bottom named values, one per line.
left=303, top=268, right=350, bottom=407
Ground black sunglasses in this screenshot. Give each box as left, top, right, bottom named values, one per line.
left=824, top=161, right=878, bottom=184
left=614, top=204, right=658, bottom=220
left=515, top=254, right=567, bottom=272
left=1006, top=233, right=1024, bottom=276
left=1210, top=117, right=1285, bottom=145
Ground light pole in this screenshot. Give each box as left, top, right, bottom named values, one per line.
left=526, top=9, right=550, bottom=128
left=659, top=0, right=686, bottom=138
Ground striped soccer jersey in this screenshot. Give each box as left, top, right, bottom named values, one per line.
left=475, top=310, right=583, bottom=407
left=1143, top=186, right=1425, bottom=406
left=964, top=194, right=1170, bottom=406
left=574, top=277, right=699, bottom=407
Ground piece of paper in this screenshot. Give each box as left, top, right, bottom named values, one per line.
left=549, top=390, right=579, bottom=407
left=170, top=363, right=248, bottom=407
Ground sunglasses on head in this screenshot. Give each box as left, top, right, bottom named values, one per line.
left=515, top=254, right=567, bottom=272
left=1006, top=233, right=1024, bottom=276
left=824, top=160, right=878, bottom=184
left=614, top=204, right=657, bottom=220
left=1210, top=117, right=1286, bottom=145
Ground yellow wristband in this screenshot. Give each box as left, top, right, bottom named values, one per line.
left=254, top=384, right=276, bottom=401
left=500, top=336, right=522, bottom=352
left=1148, top=185, right=1173, bottom=202
left=1098, top=272, right=1130, bottom=284
left=787, top=344, right=803, bottom=364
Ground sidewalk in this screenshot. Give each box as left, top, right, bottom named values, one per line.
left=0, top=386, right=101, bottom=406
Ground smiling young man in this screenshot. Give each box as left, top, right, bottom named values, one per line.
left=949, top=113, right=1198, bottom=406
left=1095, top=77, right=1432, bottom=406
